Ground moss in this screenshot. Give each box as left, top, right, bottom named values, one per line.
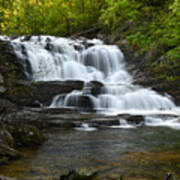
left=124, top=149, right=180, bottom=180
left=0, top=41, right=34, bottom=106
left=10, top=124, right=45, bottom=147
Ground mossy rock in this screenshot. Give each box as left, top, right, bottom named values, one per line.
left=0, top=40, right=34, bottom=106
left=0, top=99, right=15, bottom=114
left=60, top=169, right=98, bottom=180
left=11, top=124, right=45, bottom=147
left=0, top=143, right=21, bottom=163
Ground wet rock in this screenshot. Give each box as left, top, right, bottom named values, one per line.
left=78, top=37, right=95, bottom=49
left=0, top=40, right=34, bottom=106
left=11, top=124, right=45, bottom=147
left=21, top=35, right=32, bottom=41
left=0, top=73, right=4, bottom=83
left=0, top=86, right=6, bottom=93
left=65, top=95, right=95, bottom=108
left=0, top=99, right=15, bottom=114
left=115, top=39, right=141, bottom=69
left=0, top=122, right=44, bottom=147
left=0, top=73, right=6, bottom=94
left=89, top=118, right=120, bottom=127
left=60, top=169, right=98, bottom=180
left=0, top=128, right=15, bottom=147
left=88, top=81, right=104, bottom=96
left=32, top=80, right=84, bottom=106
left=0, top=143, right=21, bottom=161
left=125, top=115, right=144, bottom=124
left=0, top=175, right=16, bottom=180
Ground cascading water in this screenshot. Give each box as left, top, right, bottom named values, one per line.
left=1, top=35, right=179, bottom=127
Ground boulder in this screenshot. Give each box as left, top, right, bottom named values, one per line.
left=0, top=99, right=15, bottom=115
left=0, top=40, right=33, bottom=106
left=65, top=95, right=95, bottom=108
left=121, top=115, right=145, bottom=124
left=32, top=80, right=84, bottom=106
left=0, top=86, right=6, bottom=94
left=0, top=73, right=4, bottom=83
left=88, top=81, right=104, bottom=96
left=0, top=175, right=16, bottom=180
left=60, top=169, right=98, bottom=180
left=10, top=124, right=45, bottom=147
left=0, top=143, right=21, bottom=161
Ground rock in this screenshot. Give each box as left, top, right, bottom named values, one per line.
left=126, top=115, right=145, bottom=124
left=0, top=86, right=6, bottom=93
left=0, top=122, right=44, bottom=147
left=0, top=129, right=15, bottom=147
left=32, top=80, right=84, bottom=106
left=0, top=40, right=34, bottom=106
left=88, top=81, right=104, bottom=96
left=0, top=142, right=21, bottom=162
left=0, top=73, right=4, bottom=83
left=0, top=99, right=15, bottom=114
left=60, top=169, right=98, bottom=180
left=65, top=95, right=95, bottom=108
left=11, top=124, right=45, bottom=147
left=89, top=118, right=120, bottom=127
left=0, top=175, right=16, bottom=180
left=0, top=73, right=6, bottom=94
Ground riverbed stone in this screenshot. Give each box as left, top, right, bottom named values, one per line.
left=0, top=86, right=6, bottom=93
left=126, top=115, right=145, bottom=124
left=32, top=80, right=84, bottom=106
left=60, top=169, right=98, bottom=180
left=0, top=99, right=15, bottom=115
left=0, top=73, right=4, bottom=83
left=10, top=124, right=45, bottom=147
left=0, top=142, right=21, bottom=165
left=88, top=81, right=104, bottom=96
left=0, top=176, right=16, bottom=180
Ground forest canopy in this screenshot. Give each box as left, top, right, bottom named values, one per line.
left=0, top=0, right=179, bottom=57
left=0, top=0, right=179, bottom=96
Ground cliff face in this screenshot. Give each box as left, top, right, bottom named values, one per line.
left=0, top=40, right=33, bottom=108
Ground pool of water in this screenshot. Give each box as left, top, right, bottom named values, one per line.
left=1, top=126, right=180, bottom=179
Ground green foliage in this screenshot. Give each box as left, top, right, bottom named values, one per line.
left=127, top=32, right=152, bottom=50
left=100, top=0, right=139, bottom=31
left=0, top=0, right=106, bottom=36
left=0, top=0, right=179, bottom=88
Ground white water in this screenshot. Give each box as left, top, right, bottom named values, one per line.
left=1, top=35, right=179, bottom=129
left=75, top=123, right=97, bottom=131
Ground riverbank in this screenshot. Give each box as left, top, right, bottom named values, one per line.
left=0, top=120, right=44, bottom=166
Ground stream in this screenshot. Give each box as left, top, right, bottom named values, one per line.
left=1, top=126, right=180, bottom=179
left=0, top=35, right=180, bottom=179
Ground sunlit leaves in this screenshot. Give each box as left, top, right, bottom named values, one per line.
left=0, top=0, right=106, bottom=35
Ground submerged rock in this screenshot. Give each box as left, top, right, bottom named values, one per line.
left=0, top=175, right=16, bottom=180
left=60, top=169, right=98, bottom=180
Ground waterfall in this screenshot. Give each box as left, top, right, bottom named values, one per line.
left=2, top=35, right=176, bottom=112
